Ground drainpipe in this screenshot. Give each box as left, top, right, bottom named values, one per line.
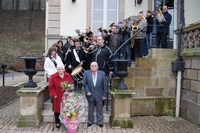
left=44, top=0, right=49, bottom=80
left=173, top=0, right=178, bottom=49
left=171, top=0, right=185, bottom=118
left=45, top=0, right=49, bottom=51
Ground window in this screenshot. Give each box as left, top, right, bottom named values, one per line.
left=92, top=0, right=118, bottom=33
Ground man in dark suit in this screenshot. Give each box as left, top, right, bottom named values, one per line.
left=82, top=62, right=107, bottom=128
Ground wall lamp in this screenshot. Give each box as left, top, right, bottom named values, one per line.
left=72, top=0, right=76, bottom=2
left=135, top=0, right=142, bottom=6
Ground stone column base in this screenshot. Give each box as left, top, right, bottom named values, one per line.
left=110, top=90, right=135, bottom=128
left=17, top=114, right=43, bottom=127
left=110, top=116, right=133, bottom=128
left=16, top=81, right=49, bottom=127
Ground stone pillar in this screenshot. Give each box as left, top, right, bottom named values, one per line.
left=16, top=81, right=49, bottom=127
left=110, top=90, right=135, bottom=128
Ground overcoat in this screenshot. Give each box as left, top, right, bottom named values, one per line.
left=48, top=72, right=73, bottom=113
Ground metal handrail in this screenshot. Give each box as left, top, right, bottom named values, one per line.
left=113, top=25, right=147, bottom=56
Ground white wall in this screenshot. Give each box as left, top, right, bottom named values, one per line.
left=124, top=0, right=149, bottom=19
left=184, top=0, right=200, bottom=25
left=60, top=0, right=87, bottom=37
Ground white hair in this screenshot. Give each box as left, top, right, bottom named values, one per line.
left=57, top=64, right=65, bottom=69
left=90, top=61, right=98, bottom=66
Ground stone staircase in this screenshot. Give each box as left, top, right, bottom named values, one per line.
left=112, top=49, right=177, bottom=116
left=42, top=91, right=112, bottom=123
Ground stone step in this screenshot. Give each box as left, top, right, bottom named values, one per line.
left=43, top=99, right=53, bottom=110
left=130, top=61, right=135, bottom=67
left=135, top=58, right=176, bottom=69
left=148, top=48, right=177, bottom=59
left=42, top=110, right=54, bottom=122
left=131, top=96, right=175, bottom=116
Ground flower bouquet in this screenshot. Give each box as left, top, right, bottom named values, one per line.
left=59, top=91, right=85, bottom=133
left=60, top=81, right=74, bottom=91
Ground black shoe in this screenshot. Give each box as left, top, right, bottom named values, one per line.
left=56, top=123, right=60, bottom=128
left=98, top=124, right=103, bottom=128
left=87, top=123, right=93, bottom=127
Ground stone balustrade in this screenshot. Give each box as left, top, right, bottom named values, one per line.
left=181, top=21, right=200, bottom=49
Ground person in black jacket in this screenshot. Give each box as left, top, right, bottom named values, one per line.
left=144, top=10, right=153, bottom=57
left=64, top=39, right=75, bottom=73
left=102, top=29, right=110, bottom=48
left=156, top=5, right=172, bottom=48
left=118, top=20, right=131, bottom=64
left=67, top=39, right=85, bottom=91
left=109, top=25, right=122, bottom=59
left=90, top=36, right=113, bottom=76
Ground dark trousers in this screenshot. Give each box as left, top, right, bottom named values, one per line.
left=74, top=80, right=82, bottom=91
left=55, top=113, right=60, bottom=124
left=134, top=39, right=144, bottom=58
left=88, top=99, right=103, bottom=125
left=156, top=33, right=168, bottom=48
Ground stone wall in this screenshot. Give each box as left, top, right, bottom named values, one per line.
left=112, top=49, right=177, bottom=116
left=181, top=56, right=200, bottom=126
left=180, top=22, right=200, bottom=126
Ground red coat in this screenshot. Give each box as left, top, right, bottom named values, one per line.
left=48, top=72, right=73, bottom=113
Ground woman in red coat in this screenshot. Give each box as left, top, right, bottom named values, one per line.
left=48, top=64, right=73, bottom=128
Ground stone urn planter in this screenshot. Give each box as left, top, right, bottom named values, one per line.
left=20, top=56, right=39, bottom=88
left=113, top=59, right=129, bottom=90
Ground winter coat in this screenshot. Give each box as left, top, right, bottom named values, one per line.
left=48, top=72, right=73, bottom=113
left=157, top=11, right=172, bottom=34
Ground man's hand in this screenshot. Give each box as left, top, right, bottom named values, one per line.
left=102, top=97, right=107, bottom=100
left=54, top=96, right=58, bottom=98
left=87, top=92, right=92, bottom=96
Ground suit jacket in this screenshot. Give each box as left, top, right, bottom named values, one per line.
left=82, top=70, right=107, bottom=102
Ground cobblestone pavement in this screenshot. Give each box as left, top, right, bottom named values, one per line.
left=1, top=100, right=200, bottom=133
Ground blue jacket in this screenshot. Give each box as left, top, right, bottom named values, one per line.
left=157, top=11, right=172, bottom=34
left=82, top=70, right=107, bottom=102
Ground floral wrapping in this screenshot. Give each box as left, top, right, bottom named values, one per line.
left=59, top=91, right=86, bottom=133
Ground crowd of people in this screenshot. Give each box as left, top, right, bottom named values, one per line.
left=43, top=5, right=172, bottom=130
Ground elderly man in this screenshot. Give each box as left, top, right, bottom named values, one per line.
left=82, top=62, right=107, bottom=128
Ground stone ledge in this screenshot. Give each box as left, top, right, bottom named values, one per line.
left=110, top=90, right=135, bottom=98
left=17, top=114, right=43, bottom=127
left=181, top=48, right=200, bottom=57
left=174, top=21, right=200, bottom=33
left=131, top=97, right=175, bottom=116
left=17, top=81, right=48, bottom=97
left=110, top=116, right=133, bottom=128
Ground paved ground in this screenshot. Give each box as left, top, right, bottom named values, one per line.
left=1, top=100, right=200, bottom=133
left=0, top=71, right=45, bottom=86
left=1, top=71, right=200, bottom=133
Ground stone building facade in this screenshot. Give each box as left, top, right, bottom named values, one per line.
left=180, top=22, right=200, bottom=126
